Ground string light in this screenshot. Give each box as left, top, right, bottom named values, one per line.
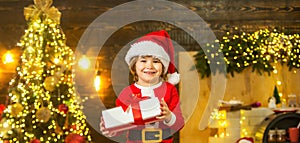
left=195, top=28, right=300, bottom=77
left=240, top=110, right=248, bottom=138
left=210, top=109, right=227, bottom=138
left=0, top=2, right=91, bottom=142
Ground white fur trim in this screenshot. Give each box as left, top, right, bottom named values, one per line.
left=163, top=112, right=176, bottom=126
left=167, top=72, right=180, bottom=85
left=237, top=139, right=253, bottom=143
left=125, top=41, right=170, bottom=73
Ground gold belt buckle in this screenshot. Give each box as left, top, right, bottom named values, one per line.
left=142, top=128, right=162, bottom=143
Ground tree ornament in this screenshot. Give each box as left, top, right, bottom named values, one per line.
left=10, top=103, right=23, bottom=117
left=0, top=104, right=5, bottom=114
left=65, top=133, right=85, bottom=143
left=58, top=103, right=68, bottom=114
left=54, top=71, right=62, bottom=78
left=0, top=104, right=5, bottom=121
left=36, top=107, right=51, bottom=122
left=24, top=0, right=61, bottom=23
left=68, top=124, right=78, bottom=131
left=43, top=76, right=59, bottom=91
left=30, top=139, right=41, bottom=143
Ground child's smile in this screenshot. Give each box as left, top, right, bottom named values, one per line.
left=143, top=70, right=157, bottom=75
left=135, top=56, right=163, bottom=86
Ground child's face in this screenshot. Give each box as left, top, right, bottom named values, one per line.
left=135, top=56, right=163, bottom=86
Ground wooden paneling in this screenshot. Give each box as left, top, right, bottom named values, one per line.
left=179, top=52, right=300, bottom=143
left=0, top=0, right=299, bottom=48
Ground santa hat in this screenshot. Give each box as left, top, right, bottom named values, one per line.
left=125, top=30, right=180, bottom=85
left=236, top=137, right=254, bottom=143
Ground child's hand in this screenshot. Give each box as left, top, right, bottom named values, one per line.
left=156, top=99, right=172, bottom=123
left=99, top=117, right=117, bottom=137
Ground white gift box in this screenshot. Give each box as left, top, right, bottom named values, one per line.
left=139, top=97, right=161, bottom=120
left=102, top=106, right=136, bottom=132
left=102, top=97, right=161, bottom=132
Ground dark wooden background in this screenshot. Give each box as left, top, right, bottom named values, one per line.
left=0, top=0, right=300, bottom=142
left=1, top=0, right=300, bottom=48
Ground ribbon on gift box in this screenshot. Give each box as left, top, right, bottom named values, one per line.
left=102, top=96, right=162, bottom=132
left=130, top=97, right=161, bottom=125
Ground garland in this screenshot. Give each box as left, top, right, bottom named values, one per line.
left=194, top=28, right=300, bottom=78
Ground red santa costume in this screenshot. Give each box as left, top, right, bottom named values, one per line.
left=116, top=30, right=184, bottom=143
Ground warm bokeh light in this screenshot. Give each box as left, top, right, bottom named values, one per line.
left=78, top=55, right=90, bottom=70
left=94, top=75, right=101, bottom=91
left=2, top=51, right=14, bottom=64
left=209, top=109, right=228, bottom=138
left=276, top=80, right=282, bottom=85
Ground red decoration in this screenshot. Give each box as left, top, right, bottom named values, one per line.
left=69, top=124, right=78, bottom=131
left=3, top=140, right=10, bottom=143
left=251, top=101, right=261, bottom=107
left=64, top=124, right=77, bottom=132
left=30, top=139, right=41, bottom=143
left=65, top=133, right=85, bottom=143
left=58, top=104, right=69, bottom=114
left=0, top=104, right=6, bottom=121
left=0, top=104, right=6, bottom=114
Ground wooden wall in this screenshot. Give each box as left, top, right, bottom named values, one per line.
left=179, top=52, right=300, bottom=142
left=0, top=0, right=300, bottom=48
left=1, top=0, right=300, bottom=102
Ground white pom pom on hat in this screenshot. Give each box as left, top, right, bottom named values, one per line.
left=125, top=30, right=180, bottom=85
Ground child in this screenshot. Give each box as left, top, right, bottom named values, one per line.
left=100, top=30, right=185, bottom=143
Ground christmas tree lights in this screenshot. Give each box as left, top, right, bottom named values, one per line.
left=0, top=0, right=91, bottom=142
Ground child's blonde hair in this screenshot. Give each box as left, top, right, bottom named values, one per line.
left=129, top=56, right=167, bottom=82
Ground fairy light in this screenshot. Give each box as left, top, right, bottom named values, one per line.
left=240, top=110, right=249, bottom=138
left=195, top=28, right=300, bottom=78
left=279, top=92, right=283, bottom=98
left=0, top=1, right=92, bottom=142
left=277, top=80, right=282, bottom=86
left=209, top=109, right=228, bottom=139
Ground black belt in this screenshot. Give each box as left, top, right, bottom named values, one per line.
left=128, top=128, right=172, bottom=141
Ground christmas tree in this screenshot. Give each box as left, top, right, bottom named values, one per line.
left=0, top=0, right=91, bottom=142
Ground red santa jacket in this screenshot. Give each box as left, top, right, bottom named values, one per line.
left=115, top=82, right=185, bottom=142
